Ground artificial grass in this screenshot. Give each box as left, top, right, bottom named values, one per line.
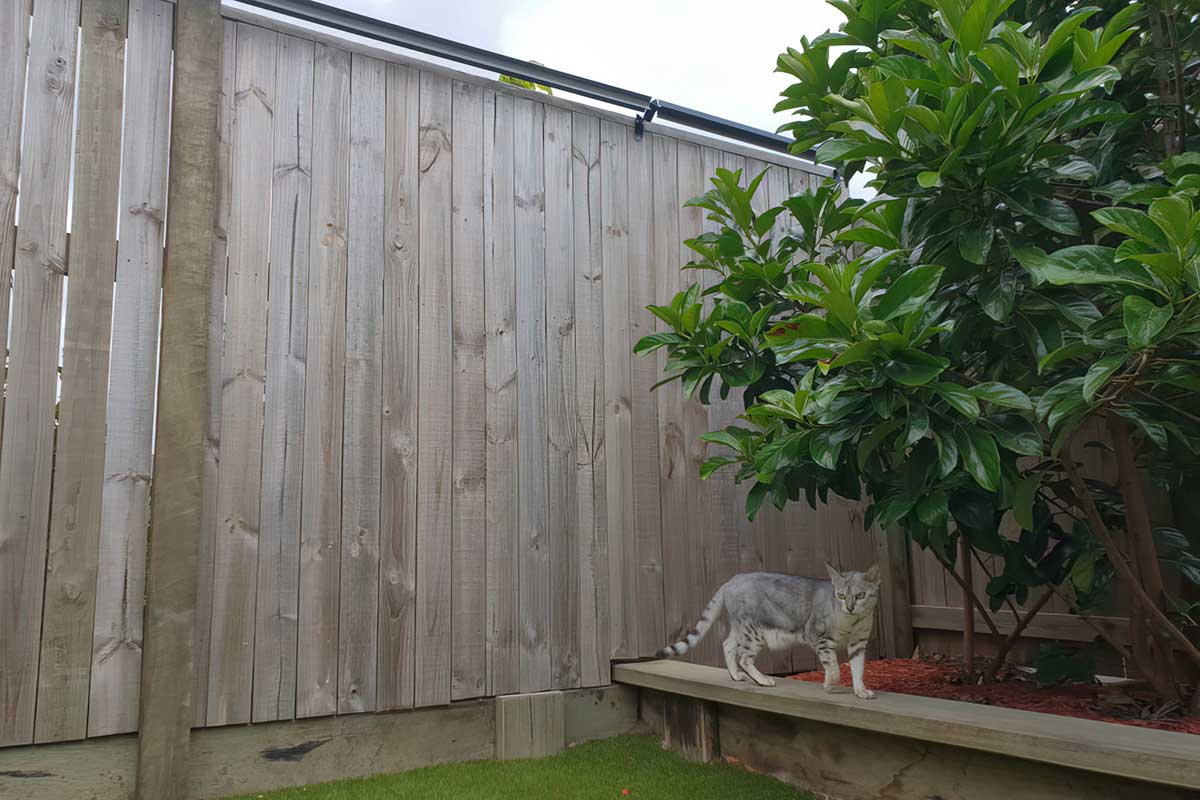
left=220, top=734, right=808, bottom=800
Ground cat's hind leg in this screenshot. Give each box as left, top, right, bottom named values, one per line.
left=816, top=642, right=841, bottom=692
left=736, top=634, right=775, bottom=687
left=723, top=632, right=746, bottom=682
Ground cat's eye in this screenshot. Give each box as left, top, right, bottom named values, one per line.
left=836, top=592, right=844, bottom=598
left=856, top=592, right=865, bottom=599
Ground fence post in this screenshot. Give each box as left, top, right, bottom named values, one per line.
left=877, top=525, right=915, bottom=659
left=134, top=1, right=222, bottom=797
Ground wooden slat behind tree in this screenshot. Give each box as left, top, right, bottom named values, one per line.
left=451, top=79, right=487, bottom=701
left=204, top=21, right=275, bottom=728
left=33, top=0, right=126, bottom=744
left=650, top=133, right=689, bottom=662
left=379, top=62, right=420, bottom=711
left=88, top=0, right=171, bottom=737
left=0, top=0, right=32, bottom=443
left=514, top=96, right=551, bottom=693
left=543, top=104, right=579, bottom=689
left=627, top=129, right=666, bottom=658
left=0, top=0, right=77, bottom=747
left=297, top=42, right=351, bottom=718
left=684, top=146, right=722, bottom=667
left=668, top=140, right=706, bottom=664
left=600, top=119, right=637, bottom=661
left=571, top=111, right=609, bottom=687
left=484, top=90, right=520, bottom=696
left=339, top=52, right=385, bottom=714
left=703, top=151, right=745, bottom=662
left=254, top=31, right=313, bottom=724
left=195, top=19, right=237, bottom=728
left=415, top=69, right=454, bottom=707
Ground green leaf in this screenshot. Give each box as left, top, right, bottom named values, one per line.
left=934, top=430, right=959, bottom=477
left=916, top=490, right=949, bottom=529
left=1082, top=354, right=1125, bottom=403
left=1091, top=207, right=1169, bottom=248
left=905, top=403, right=930, bottom=446
left=958, top=221, right=994, bottom=265
left=1013, top=475, right=1039, bottom=530
left=970, top=382, right=1033, bottom=411
left=873, top=265, right=944, bottom=321
left=1148, top=195, right=1193, bottom=249
left=985, top=412, right=1043, bottom=456
left=1122, top=295, right=1173, bottom=348
left=934, top=382, right=981, bottom=419
left=917, top=171, right=941, bottom=188
left=700, top=456, right=739, bottom=479
left=885, top=350, right=949, bottom=386
left=746, top=482, right=770, bottom=521
left=830, top=339, right=878, bottom=368
left=857, top=419, right=904, bottom=468
left=1012, top=245, right=1164, bottom=296
left=956, top=426, right=1001, bottom=492
left=810, top=431, right=842, bottom=470
left=633, top=331, right=684, bottom=355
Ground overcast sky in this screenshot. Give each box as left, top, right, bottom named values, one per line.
left=296, top=0, right=846, bottom=137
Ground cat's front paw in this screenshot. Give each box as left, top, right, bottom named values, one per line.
left=854, top=687, right=876, bottom=700
left=753, top=675, right=776, bottom=688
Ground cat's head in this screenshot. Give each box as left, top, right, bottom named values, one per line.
left=826, top=564, right=881, bottom=615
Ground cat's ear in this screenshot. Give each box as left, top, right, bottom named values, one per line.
left=826, top=563, right=843, bottom=583
left=865, top=564, right=881, bottom=584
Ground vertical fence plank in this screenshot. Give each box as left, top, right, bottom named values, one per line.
left=338, top=52, right=385, bottom=714
left=204, top=20, right=275, bottom=728
left=675, top=140, right=706, bottom=664
left=544, top=104, right=579, bottom=689
left=0, top=0, right=32, bottom=443
left=134, top=0, right=221, bottom=792
left=415, top=69, right=454, bottom=707
left=627, top=129, right=665, bottom=658
left=88, top=0, right=171, bottom=737
left=297, top=42, right=350, bottom=718
left=601, top=119, right=636, bottom=661
left=34, top=0, right=126, bottom=744
left=484, top=90, right=520, bottom=697
left=0, top=0, right=78, bottom=747
left=651, top=133, right=688, bottom=663
left=572, top=112, right=608, bottom=687
left=379, top=62, right=420, bottom=711
left=701, top=151, right=745, bottom=665
left=451, top=79, right=487, bottom=701
left=253, top=32, right=313, bottom=723
left=514, top=96, right=551, bottom=693
left=195, top=18, right=237, bottom=727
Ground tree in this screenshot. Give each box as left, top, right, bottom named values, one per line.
left=637, top=0, right=1200, bottom=700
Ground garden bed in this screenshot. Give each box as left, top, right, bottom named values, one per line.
left=788, top=658, right=1199, bottom=735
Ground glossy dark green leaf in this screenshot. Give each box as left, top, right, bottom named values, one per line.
left=885, top=350, right=949, bottom=386
left=934, top=381, right=981, bottom=419
left=970, top=382, right=1033, bottom=412
left=955, top=426, right=1001, bottom=492
left=873, top=265, right=944, bottom=321
left=1082, top=354, right=1125, bottom=403
left=1122, top=295, right=1173, bottom=348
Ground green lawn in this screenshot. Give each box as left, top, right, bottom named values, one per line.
left=221, top=734, right=808, bottom=800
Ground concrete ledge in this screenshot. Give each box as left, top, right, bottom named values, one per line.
left=615, top=661, right=1199, bottom=792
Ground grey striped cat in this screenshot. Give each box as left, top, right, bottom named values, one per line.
left=658, top=565, right=881, bottom=699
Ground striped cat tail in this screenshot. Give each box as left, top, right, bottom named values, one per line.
left=657, top=587, right=724, bottom=658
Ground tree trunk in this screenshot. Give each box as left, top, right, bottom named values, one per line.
left=1107, top=415, right=1179, bottom=702
left=961, top=537, right=975, bottom=681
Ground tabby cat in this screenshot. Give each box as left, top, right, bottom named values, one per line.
left=657, top=565, right=881, bottom=699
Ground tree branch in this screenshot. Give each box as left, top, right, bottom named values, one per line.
left=932, top=550, right=1002, bottom=639
left=1060, top=432, right=1200, bottom=673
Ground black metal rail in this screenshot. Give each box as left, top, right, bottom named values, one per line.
left=231, top=0, right=810, bottom=158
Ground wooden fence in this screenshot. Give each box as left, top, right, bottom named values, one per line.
left=4, top=1, right=914, bottom=750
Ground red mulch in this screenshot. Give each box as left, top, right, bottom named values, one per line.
left=788, top=658, right=1199, bottom=735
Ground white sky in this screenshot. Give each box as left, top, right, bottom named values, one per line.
left=326, top=0, right=846, bottom=139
